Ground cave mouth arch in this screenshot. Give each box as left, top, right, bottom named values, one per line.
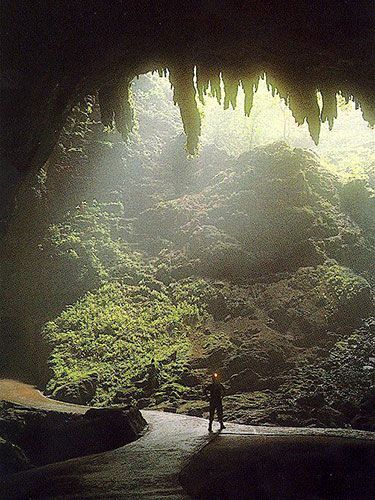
left=1, top=0, right=373, bottom=175
left=2, top=72, right=374, bottom=427
left=0, top=2, right=374, bottom=433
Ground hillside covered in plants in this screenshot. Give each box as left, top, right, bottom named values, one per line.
left=2, top=75, right=374, bottom=430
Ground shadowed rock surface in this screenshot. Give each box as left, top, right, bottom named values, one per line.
left=0, top=396, right=146, bottom=471
left=0, top=437, right=30, bottom=475
left=180, top=434, right=375, bottom=499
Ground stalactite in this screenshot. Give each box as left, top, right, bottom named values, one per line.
left=196, top=67, right=210, bottom=105
left=114, top=83, right=134, bottom=140
left=98, top=67, right=372, bottom=154
left=98, top=81, right=133, bottom=140
left=195, top=67, right=222, bottom=107
left=158, top=68, right=168, bottom=78
left=354, top=94, right=375, bottom=127
left=265, top=74, right=289, bottom=105
left=320, top=90, right=337, bottom=130
left=305, top=92, right=321, bottom=145
left=208, top=73, right=222, bottom=105
left=337, top=89, right=374, bottom=127
left=241, top=75, right=261, bottom=116
left=222, top=71, right=239, bottom=110
left=241, top=79, right=254, bottom=117
left=287, top=89, right=306, bottom=126
left=288, top=86, right=321, bottom=145
left=169, top=65, right=201, bottom=155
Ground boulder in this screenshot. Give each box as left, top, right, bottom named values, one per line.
left=190, top=346, right=228, bottom=370
left=85, top=407, right=146, bottom=431
left=0, top=437, right=30, bottom=475
left=51, top=374, right=98, bottom=405
left=0, top=402, right=147, bottom=468
left=39, top=407, right=147, bottom=464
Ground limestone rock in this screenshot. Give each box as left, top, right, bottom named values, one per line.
left=51, top=374, right=98, bottom=405
left=0, top=402, right=147, bottom=469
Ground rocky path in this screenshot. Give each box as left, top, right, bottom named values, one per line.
left=1, top=379, right=374, bottom=499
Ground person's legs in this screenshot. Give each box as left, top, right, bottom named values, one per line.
left=217, top=401, right=225, bottom=429
left=208, top=403, right=215, bottom=431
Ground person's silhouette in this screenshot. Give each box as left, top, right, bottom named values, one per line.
left=204, top=373, right=226, bottom=432
left=147, top=358, right=160, bottom=391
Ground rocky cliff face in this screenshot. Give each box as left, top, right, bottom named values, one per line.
left=5, top=120, right=374, bottom=429
left=1, top=48, right=374, bottom=431
left=1, top=5, right=373, bottom=366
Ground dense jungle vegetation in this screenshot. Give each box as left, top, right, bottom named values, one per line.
left=2, top=74, right=374, bottom=429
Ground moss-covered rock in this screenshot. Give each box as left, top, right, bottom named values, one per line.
left=48, top=373, right=98, bottom=405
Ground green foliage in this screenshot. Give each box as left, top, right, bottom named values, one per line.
left=169, top=278, right=219, bottom=311
left=44, top=281, right=203, bottom=405
left=46, top=200, right=152, bottom=287
left=323, top=264, right=369, bottom=309
left=41, top=142, right=374, bottom=408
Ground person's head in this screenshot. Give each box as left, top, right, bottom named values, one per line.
left=212, top=372, right=219, bottom=382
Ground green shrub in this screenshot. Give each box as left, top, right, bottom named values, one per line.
left=44, top=281, right=203, bottom=404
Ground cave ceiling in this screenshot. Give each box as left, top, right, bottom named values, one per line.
left=1, top=0, right=374, bottom=172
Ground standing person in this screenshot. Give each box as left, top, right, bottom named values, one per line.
left=147, top=358, right=160, bottom=392
left=204, top=372, right=226, bottom=432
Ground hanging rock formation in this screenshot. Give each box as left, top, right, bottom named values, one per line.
left=1, top=0, right=374, bottom=172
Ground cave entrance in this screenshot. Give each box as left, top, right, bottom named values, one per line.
left=1, top=72, right=374, bottom=429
